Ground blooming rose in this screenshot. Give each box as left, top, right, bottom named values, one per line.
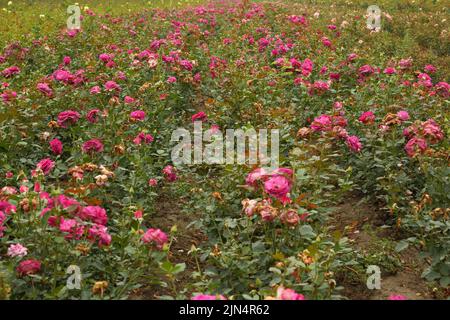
left=130, top=110, right=146, bottom=121
left=88, top=224, right=112, bottom=247
left=162, top=165, right=177, bottom=182
left=37, top=82, right=53, bottom=96
left=275, top=287, right=305, bottom=300
left=104, top=80, right=121, bottom=91
left=142, top=228, right=168, bottom=249
left=404, top=137, right=427, bottom=157
left=82, top=139, right=104, bottom=154
left=345, top=135, right=362, bottom=152
left=80, top=206, right=108, bottom=225
left=36, top=158, right=55, bottom=175
left=264, top=175, right=291, bottom=204
left=17, top=259, right=41, bottom=276
left=7, top=243, right=28, bottom=258
left=359, top=111, right=375, bottom=124
left=49, top=138, right=63, bottom=155
left=245, top=168, right=267, bottom=187
left=87, top=109, right=101, bottom=123
left=397, top=110, right=410, bottom=121
left=57, top=110, right=80, bottom=128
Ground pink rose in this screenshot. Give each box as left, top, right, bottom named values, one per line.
left=162, top=165, right=177, bottom=182
left=104, top=80, right=121, bottom=91
left=80, top=206, right=108, bottom=225
left=36, top=158, right=55, bottom=175
left=276, top=287, right=305, bottom=300
left=130, top=110, right=146, bottom=121
left=191, top=111, right=207, bottom=122
left=264, top=175, right=291, bottom=203
left=82, top=139, right=104, bottom=154
left=87, top=109, right=101, bottom=123
left=57, top=110, right=80, bottom=128
left=142, top=228, right=168, bottom=249
left=345, top=135, right=362, bottom=152
left=405, top=137, right=427, bottom=157
left=90, top=86, right=101, bottom=94
left=37, top=83, right=53, bottom=96
left=7, top=243, right=28, bottom=258
left=49, top=138, right=63, bottom=155
left=359, top=111, right=375, bottom=124
left=245, top=168, right=267, bottom=187
left=17, top=259, right=41, bottom=276
left=395, top=110, right=409, bottom=121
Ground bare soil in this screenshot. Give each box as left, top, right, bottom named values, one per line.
left=330, top=194, right=434, bottom=300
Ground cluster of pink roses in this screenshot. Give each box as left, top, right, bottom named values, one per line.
left=403, top=119, right=444, bottom=157
left=246, top=168, right=293, bottom=204
left=308, top=113, right=362, bottom=153
left=243, top=168, right=309, bottom=226
left=37, top=194, right=112, bottom=247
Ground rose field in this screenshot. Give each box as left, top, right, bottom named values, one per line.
left=0, top=0, right=449, bottom=301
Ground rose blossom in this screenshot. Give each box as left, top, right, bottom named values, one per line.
left=346, top=135, right=362, bottom=152
left=49, top=138, right=63, bottom=155
left=17, top=259, right=41, bottom=276
left=264, top=175, right=291, bottom=204
left=275, top=287, right=305, bottom=300
left=7, top=243, right=28, bottom=258
left=130, top=110, right=146, bottom=121
left=142, top=228, right=168, bottom=249
left=36, top=158, right=55, bottom=175
left=57, top=110, right=80, bottom=128
left=82, top=139, right=104, bottom=154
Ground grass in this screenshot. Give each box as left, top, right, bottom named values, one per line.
left=0, top=0, right=204, bottom=47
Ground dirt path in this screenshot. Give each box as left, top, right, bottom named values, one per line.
left=330, top=194, right=434, bottom=300
left=131, top=192, right=206, bottom=299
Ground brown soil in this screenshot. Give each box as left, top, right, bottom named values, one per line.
left=130, top=192, right=206, bottom=299
left=330, top=194, right=434, bottom=300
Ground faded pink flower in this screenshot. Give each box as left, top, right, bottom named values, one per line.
left=245, top=168, right=267, bottom=187
left=142, top=228, right=168, bottom=249
left=397, top=111, right=410, bottom=121
left=405, top=137, right=427, bottom=157
left=7, top=243, right=28, bottom=258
